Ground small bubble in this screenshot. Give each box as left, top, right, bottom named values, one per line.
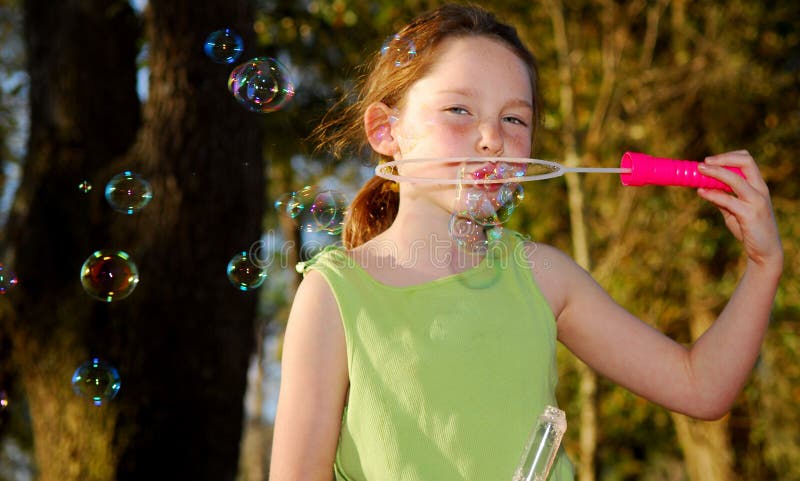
left=227, top=251, right=267, bottom=291
left=80, top=250, right=140, bottom=302
left=204, top=28, right=244, bottom=64
left=228, top=57, right=295, bottom=113
left=0, top=389, right=8, bottom=410
left=78, top=180, right=93, bottom=193
left=381, top=34, right=417, bottom=67
left=105, top=171, right=153, bottom=214
left=71, top=358, right=121, bottom=406
left=0, top=264, right=19, bottom=294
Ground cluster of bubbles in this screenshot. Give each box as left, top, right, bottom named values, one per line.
left=204, top=27, right=295, bottom=114
left=80, top=250, right=140, bottom=302
left=449, top=162, right=527, bottom=252
left=274, top=186, right=349, bottom=236
left=0, top=264, right=18, bottom=294
left=381, top=33, right=417, bottom=67
left=227, top=251, right=267, bottom=291
left=71, top=358, right=121, bottom=406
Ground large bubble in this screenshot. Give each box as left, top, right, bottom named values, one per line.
left=228, top=57, right=295, bottom=113
left=80, top=250, right=140, bottom=302
left=204, top=28, right=244, bottom=64
left=71, top=358, right=121, bottom=406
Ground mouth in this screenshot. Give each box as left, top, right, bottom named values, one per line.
left=469, top=162, right=503, bottom=191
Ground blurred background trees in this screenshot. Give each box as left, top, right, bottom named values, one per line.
left=0, top=0, right=797, bottom=480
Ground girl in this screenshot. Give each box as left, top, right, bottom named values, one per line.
left=269, top=4, right=783, bottom=481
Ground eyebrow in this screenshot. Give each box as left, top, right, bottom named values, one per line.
left=437, top=88, right=534, bottom=110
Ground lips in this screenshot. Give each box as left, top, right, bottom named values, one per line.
left=470, top=163, right=502, bottom=191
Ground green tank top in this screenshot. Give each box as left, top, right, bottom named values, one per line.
left=301, top=231, right=575, bottom=481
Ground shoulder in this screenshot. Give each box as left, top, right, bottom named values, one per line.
left=508, top=232, right=593, bottom=320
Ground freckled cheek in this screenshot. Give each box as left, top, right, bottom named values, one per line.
left=503, top=131, right=532, bottom=156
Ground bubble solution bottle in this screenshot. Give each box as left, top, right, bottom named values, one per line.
left=512, top=405, right=567, bottom=481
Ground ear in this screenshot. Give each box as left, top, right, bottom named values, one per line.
left=364, top=102, right=399, bottom=157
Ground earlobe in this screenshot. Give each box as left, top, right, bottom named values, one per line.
left=364, top=102, right=399, bottom=156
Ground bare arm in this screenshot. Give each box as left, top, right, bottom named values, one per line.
left=268, top=270, right=349, bottom=480
left=537, top=150, right=782, bottom=420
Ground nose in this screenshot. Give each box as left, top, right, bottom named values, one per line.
left=477, top=119, right=504, bottom=156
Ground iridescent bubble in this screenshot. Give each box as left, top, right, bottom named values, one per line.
left=449, top=213, right=487, bottom=252
left=310, top=190, right=348, bottom=235
left=0, top=389, right=8, bottom=410
left=496, top=161, right=528, bottom=178
left=105, top=171, right=153, bottom=214
left=228, top=57, right=295, bottom=113
left=80, top=250, right=140, bottom=302
left=288, top=186, right=314, bottom=219
left=204, top=28, right=244, bottom=64
left=0, top=264, right=19, bottom=294
left=71, top=358, right=121, bottom=406
left=381, top=33, right=417, bottom=67
left=78, top=180, right=92, bottom=193
left=498, top=182, right=525, bottom=208
left=227, top=251, right=267, bottom=291
left=464, top=189, right=501, bottom=227
left=491, top=183, right=524, bottom=224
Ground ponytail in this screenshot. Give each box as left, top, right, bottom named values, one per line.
left=343, top=175, right=399, bottom=249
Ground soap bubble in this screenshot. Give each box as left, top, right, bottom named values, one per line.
left=228, top=57, right=295, bottom=113
left=0, top=389, right=7, bottom=410
left=449, top=213, right=485, bottom=252
left=381, top=34, right=417, bottom=67
left=71, top=358, right=121, bottom=406
left=78, top=180, right=92, bottom=193
left=310, top=190, right=348, bottom=235
left=463, top=189, right=501, bottom=227
left=105, top=171, right=153, bottom=214
left=80, top=250, right=140, bottom=302
left=227, top=251, right=267, bottom=291
left=275, top=186, right=349, bottom=235
left=0, top=264, right=18, bottom=294
left=449, top=213, right=503, bottom=254
left=204, top=28, right=244, bottom=64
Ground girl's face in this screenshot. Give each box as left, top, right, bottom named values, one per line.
left=392, top=35, right=534, bottom=173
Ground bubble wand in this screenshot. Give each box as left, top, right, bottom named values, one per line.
left=376, top=152, right=745, bottom=192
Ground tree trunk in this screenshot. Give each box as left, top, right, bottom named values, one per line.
left=671, top=266, right=737, bottom=481
left=544, top=1, right=598, bottom=479
left=5, top=0, right=263, bottom=480
left=5, top=1, right=141, bottom=480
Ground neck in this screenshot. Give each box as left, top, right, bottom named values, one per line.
left=368, top=191, right=487, bottom=272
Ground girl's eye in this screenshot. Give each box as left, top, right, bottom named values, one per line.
left=503, top=116, right=528, bottom=127
left=446, top=106, right=470, bottom=115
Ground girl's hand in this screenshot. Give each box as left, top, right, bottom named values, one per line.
left=696, top=150, right=783, bottom=273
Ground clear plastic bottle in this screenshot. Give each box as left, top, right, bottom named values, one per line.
left=512, top=405, right=567, bottom=481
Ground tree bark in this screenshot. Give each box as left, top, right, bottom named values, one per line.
left=5, top=0, right=263, bottom=480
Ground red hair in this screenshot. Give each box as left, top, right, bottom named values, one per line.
left=312, top=4, right=540, bottom=248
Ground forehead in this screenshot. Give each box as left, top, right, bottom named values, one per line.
left=414, top=35, right=533, bottom=100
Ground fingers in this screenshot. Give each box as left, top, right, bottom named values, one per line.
left=701, top=150, right=769, bottom=196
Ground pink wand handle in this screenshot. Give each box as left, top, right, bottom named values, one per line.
left=620, top=152, right=744, bottom=192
